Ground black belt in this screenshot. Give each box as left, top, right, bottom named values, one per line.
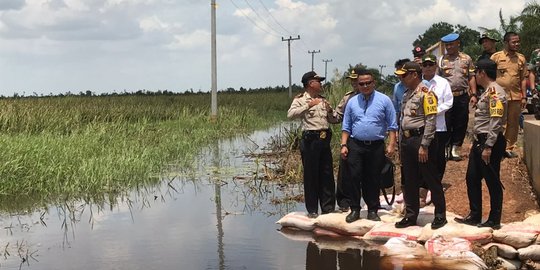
left=402, top=127, right=424, bottom=138
left=351, top=137, right=384, bottom=145
left=302, top=129, right=331, bottom=140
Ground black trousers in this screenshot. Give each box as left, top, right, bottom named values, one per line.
left=345, top=138, right=384, bottom=212
left=300, top=132, right=335, bottom=214
left=465, top=132, right=506, bottom=223
left=400, top=135, right=446, bottom=220
left=434, top=131, right=449, bottom=181
left=336, top=157, right=351, bottom=208
left=446, top=94, right=469, bottom=146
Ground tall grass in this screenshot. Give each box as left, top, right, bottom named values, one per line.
left=0, top=92, right=291, bottom=212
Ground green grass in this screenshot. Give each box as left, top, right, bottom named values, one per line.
left=0, top=92, right=291, bottom=212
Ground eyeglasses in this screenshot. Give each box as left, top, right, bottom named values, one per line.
left=422, top=62, right=436, bottom=67
left=357, top=81, right=373, bottom=87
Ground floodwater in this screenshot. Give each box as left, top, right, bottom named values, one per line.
left=0, top=124, right=469, bottom=270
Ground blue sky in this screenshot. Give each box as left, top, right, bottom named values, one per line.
left=0, top=0, right=526, bottom=96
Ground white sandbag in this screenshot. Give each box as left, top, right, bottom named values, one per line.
left=278, top=227, right=314, bottom=242
left=315, top=237, right=371, bottom=252
left=524, top=212, right=540, bottom=225
left=312, top=227, right=343, bottom=238
left=276, top=211, right=316, bottom=231
left=363, top=222, right=423, bottom=242
left=483, top=242, right=518, bottom=259
left=424, top=235, right=472, bottom=256
left=418, top=222, right=493, bottom=244
left=497, top=257, right=521, bottom=270
left=492, top=222, right=540, bottom=248
left=382, top=237, right=427, bottom=257
left=518, top=244, right=540, bottom=261
left=314, top=212, right=378, bottom=236
left=436, top=250, right=488, bottom=270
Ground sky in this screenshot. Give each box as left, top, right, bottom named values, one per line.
left=0, top=0, right=528, bottom=96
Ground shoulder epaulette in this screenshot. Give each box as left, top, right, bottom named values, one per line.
left=344, top=90, right=355, bottom=96
left=294, top=92, right=304, bottom=98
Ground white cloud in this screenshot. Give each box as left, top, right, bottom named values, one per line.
left=0, top=0, right=531, bottom=95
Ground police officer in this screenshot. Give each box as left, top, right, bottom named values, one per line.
left=438, top=33, right=478, bottom=161
left=333, top=68, right=361, bottom=212
left=287, top=71, right=340, bottom=218
left=394, top=62, right=447, bottom=229
left=340, top=69, right=397, bottom=223
left=490, top=32, right=527, bottom=159
left=454, top=59, right=507, bottom=229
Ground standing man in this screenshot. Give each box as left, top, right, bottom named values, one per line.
left=438, top=33, right=477, bottom=161
left=478, top=33, right=499, bottom=61
left=394, top=62, right=447, bottom=230
left=333, top=68, right=361, bottom=212
left=392, top=58, right=411, bottom=120
left=287, top=71, right=340, bottom=218
left=422, top=54, right=454, bottom=182
left=490, top=32, right=527, bottom=158
left=340, top=69, right=397, bottom=223
left=454, top=59, right=507, bottom=229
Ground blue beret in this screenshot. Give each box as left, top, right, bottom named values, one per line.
left=441, top=33, right=459, bottom=43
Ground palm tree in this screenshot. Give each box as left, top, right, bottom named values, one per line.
left=516, top=1, right=540, bottom=58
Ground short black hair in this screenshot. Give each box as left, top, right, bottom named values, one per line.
left=476, top=59, right=497, bottom=80
left=503, top=31, right=519, bottom=42
left=394, top=58, right=411, bottom=69
left=355, top=69, right=373, bottom=78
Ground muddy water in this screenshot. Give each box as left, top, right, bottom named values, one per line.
left=0, top=124, right=462, bottom=270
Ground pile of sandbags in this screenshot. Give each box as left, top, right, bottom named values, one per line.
left=276, top=195, right=540, bottom=270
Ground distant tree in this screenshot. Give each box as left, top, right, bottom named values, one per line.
left=413, top=22, right=454, bottom=49
left=516, top=2, right=540, bottom=57
left=414, top=22, right=481, bottom=59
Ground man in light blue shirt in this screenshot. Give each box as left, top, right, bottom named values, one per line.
left=340, top=69, right=398, bottom=223
left=392, top=58, right=410, bottom=120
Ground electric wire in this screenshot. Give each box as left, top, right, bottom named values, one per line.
left=229, top=0, right=281, bottom=37
left=255, top=0, right=293, bottom=36
left=243, top=0, right=285, bottom=36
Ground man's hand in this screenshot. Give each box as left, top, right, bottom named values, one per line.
left=482, top=147, right=491, bottom=164
left=418, top=145, right=428, bottom=163
left=521, top=98, right=528, bottom=110
left=340, top=146, right=348, bottom=160
left=470, top=95, right=478, bottom=108
left=308, top=98, right=322, bottom=108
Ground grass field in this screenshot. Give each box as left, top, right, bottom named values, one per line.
left=0, top=92, right=292, bottom=211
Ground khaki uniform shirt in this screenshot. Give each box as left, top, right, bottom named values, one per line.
left=490, top=50, right=527, bottom=100
left=473, top=82, right=507, bottom=147
left=438, top=52, right=475, bottom=94
left=333, top=90, right=357, bottom=122
left=287, top=91, right=339, bottom=130
left=400, top=82, right=437, bottom=147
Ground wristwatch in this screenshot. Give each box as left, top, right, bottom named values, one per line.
left=340, top=143, right=347, bottom=148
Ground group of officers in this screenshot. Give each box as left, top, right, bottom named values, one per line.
left=287, top=31, right=531, bottom=230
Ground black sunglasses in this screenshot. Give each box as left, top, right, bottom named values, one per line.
left=422, top=62, right=436, bottom=67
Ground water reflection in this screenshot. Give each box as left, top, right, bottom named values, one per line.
left=306, top=241, right=382, bottom=270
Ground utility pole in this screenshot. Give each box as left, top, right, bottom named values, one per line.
left=308, top=50, right=321, bottom=71
left=378, top=65, right=386, bottom=80
left=282, top=35, right=300, bottom=98
left=322, top=59, right=332, bottom=80
left=210, top=0, right=218, bottom=120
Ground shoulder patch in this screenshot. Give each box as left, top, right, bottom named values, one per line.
left=423, top=91, right=438, bottom=115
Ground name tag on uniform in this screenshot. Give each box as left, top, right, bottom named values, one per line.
left=423, top=92, right=438, bottom=115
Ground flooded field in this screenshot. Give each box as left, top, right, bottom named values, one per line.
left=0, top=124, right=488, bottom=270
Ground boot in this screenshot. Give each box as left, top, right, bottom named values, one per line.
left=450, top=145, right=462, bottom=161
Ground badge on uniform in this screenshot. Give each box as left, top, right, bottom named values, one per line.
left=489, top=97, right=504, bottom=117
left=319, top=131, right=327, bottom=139
left=423, top=91, right=438, bottom=115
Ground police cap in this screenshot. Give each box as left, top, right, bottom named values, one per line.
left=441, top=33, right=460, bottom=43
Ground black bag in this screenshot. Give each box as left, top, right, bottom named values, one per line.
left=380, top=156, right=396, bottom=205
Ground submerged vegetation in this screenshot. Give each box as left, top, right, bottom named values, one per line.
left=0, top=91, right=291, bottom=211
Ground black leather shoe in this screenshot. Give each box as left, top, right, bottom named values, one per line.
left=454, top=215, right=481, bottom=226
left=431, top=217, right=448, bottom=229
left=367, top=211, right=381, bottom=221
left=395, top=217, right=416, bottom=228
left=307, top=213, right=318, bottom=219
left=477, top=220, right=501, bottom=230
left=345, top=210, right=360, bottom=223
left=339, top=206, right=350, bottom=213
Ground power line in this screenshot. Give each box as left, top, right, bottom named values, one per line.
left=229, top=0, right=281, bottom=37
left=255, top=0, right=293, bottom=36
left=243, top=0, right=285, bottom=36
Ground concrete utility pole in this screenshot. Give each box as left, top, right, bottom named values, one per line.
left=308, top=50, right=321, bottom=71
left=210, top=0, right=218, bottom=120
left=282, top=35, right=301, bottom=98
left=322, top=59, right=332, bottom=80
left=378, top=64, right=386, bottom=80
